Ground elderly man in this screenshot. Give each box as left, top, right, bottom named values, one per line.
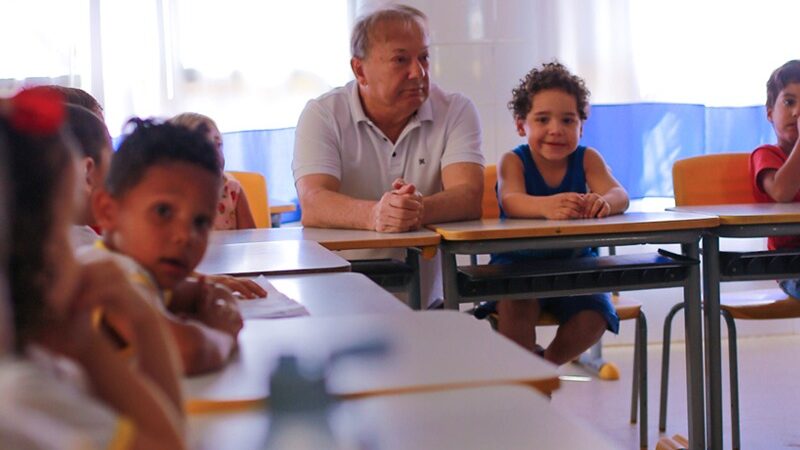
left=292, top=4, right=484, bottom=307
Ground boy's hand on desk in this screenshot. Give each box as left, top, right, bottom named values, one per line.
left=194, top=281, right=243, bottom=337
left=541, top=193, right=584, bottom=220
left=581, top=193, right=610, bottom=218
left=205, top=274, right=267, bottom=299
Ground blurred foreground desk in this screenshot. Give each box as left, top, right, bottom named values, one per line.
left=188, top=385, right=618, bottom=450
left=430, top=211, right=719, bottom=450
left=197, top=240, right=350, bottom=276
left=184, top=311, right=559, bottom=410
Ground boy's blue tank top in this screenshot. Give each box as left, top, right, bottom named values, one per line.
left=498, top=144, right=588, bottom=219
left=492, top=144, right=594, bottom=263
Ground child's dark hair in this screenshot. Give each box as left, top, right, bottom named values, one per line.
left=106, top=118, right=221, bottom=198
left=65, top=104, right=111, bottom=165
left=0, top=116, right=76, bottom=349
left=508, top=61, right=590, bottom=121
left=766, top=60, right=800, bottom=109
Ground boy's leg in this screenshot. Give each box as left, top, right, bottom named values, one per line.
left=544, top=310, right=606, bottom=365
left=497, top=299, right=540, bottom=352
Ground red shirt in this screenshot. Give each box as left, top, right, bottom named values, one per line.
left=750, top=144, right=800, bottom=250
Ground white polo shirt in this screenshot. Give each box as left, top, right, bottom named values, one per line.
left=292, top=80, right=484, bottom=198
left=292, top=81, right=484, bottom=307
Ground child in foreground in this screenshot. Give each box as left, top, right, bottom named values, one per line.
left=493, top=62, right=629, bottom=364
left=89, top=119, right=244, bottom=375
left=0, top=88, right=185, bottom=449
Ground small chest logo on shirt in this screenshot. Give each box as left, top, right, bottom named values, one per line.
left=418, top=158, right=426, bottom=165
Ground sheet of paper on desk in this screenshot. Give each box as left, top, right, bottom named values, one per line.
left=236, top=275, right=309, bottom=319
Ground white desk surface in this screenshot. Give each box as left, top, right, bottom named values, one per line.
left=210, top=226, right=441, bottom=251
left=429, top=211, right=719, bottom=241
left=188, top=385, right=618, bottom=450
left=264, top=272, right=411, bottom=316
left=183, top=311, right=559, bottom=409
left=197, top=240, right=350, bottom=276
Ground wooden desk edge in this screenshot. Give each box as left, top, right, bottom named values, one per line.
left=184, top=377, right=560, bottom=414
left=269, top=204, right=296, bottom=214
left=431, top=217, right=720, bottom=241
left=319, top=237, right=441, bottom=251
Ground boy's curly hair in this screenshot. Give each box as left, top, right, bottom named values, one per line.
left=766, top=60, right=800, bottom=109
left=107, top=118, right=221, bottom=198
left=508, top=61, right=590, bottom=121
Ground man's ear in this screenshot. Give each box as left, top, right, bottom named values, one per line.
left=92, top=190, right=117, bottom=232
left=351, top=57, right=367, bottom=86
left=515, top=118, right=527, bottom=137
left=767, top=105, right=774, bottom=124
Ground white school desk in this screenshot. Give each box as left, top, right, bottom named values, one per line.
left=183, top=311, right=560, bottom=413
left=187, top=385, right=618, bottom=450
left=264, top=272, right=411, bottom=316
left=211, top=227, right=441, bottom=309
left=429, top=211, right=720, bottom=450
left=196, top=240, right=350, bottom=276
left=670, top=202, right=800, bottom=449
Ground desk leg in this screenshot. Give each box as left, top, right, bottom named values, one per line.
left=405, top=249, right=422, bottom=311
left=440, top=247, right=460, bottom=310
left=703, top=235, right=723, bottom=449
left=682, top=242, right=706, bottom=450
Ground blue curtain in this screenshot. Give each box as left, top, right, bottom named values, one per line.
left=581, top=103, right=775, bottom=199
left=218, top=103, right=778, bottom=223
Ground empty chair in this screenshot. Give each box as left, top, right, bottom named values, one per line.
left=227, top=171, right=271, bottom=228
left=661, top=152, right=800, bottom=450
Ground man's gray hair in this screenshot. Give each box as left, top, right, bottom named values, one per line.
left=350, top=4, right=428, bottom=59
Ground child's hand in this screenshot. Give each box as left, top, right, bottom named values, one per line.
left=542, top=193, right=585, bottom=219
left=205, top=274, right=267, bottom=299
left=582, top=193, right=611, bottom=218
left=194, top=281, right=243, bottom=337
left=71, top=259, right=160, bottom=346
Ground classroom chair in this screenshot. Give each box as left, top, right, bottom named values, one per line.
left=227, top=171, right=271, bottom=228
left=660, top=153, right=800, bottom=450
left=473, top=165, right=648, bottom=448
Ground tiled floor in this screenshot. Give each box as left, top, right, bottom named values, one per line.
left=550, top=334, right=800, bottom=449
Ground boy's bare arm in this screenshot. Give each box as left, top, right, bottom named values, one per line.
left=165, top=317, right=237, bottom=376
left=762, top=128, right=800, bottom=202
left=584, top=147, right=629, bottom=216
left=74, top=317, right=186, bottom=450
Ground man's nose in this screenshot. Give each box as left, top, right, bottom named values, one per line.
left=409, top=59, right=426, bottom=79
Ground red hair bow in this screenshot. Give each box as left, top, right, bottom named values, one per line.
left=0, top=87, right=65, bottom=135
